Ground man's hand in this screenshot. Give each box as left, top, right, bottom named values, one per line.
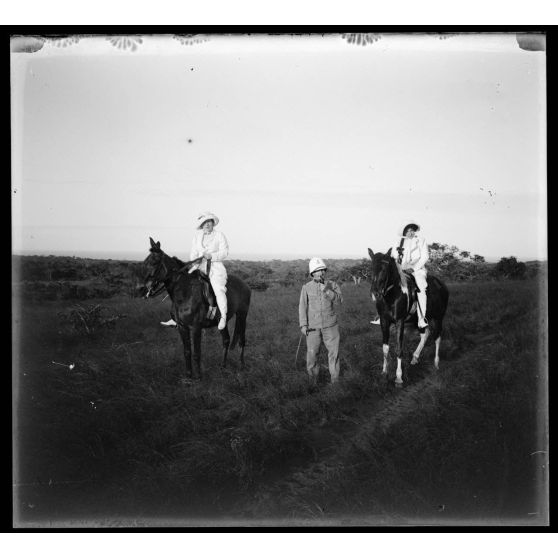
left=301, top=326, right=308, bottom=336
left=404, top=267, right=413, bottom=273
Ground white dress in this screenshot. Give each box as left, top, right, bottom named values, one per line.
left=391, top=235, right=429, bottom=325
left=189, top=229, right=229, bottom=317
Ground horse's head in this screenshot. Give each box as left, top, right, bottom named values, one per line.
left=367, top=247, right=395, bottom=298
left=142, top=237, right=206, bottom=300
left=142, top=237, right=171, bottom=298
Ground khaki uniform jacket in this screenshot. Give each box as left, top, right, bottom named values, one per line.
left=299, top=279, right=343, bottom=330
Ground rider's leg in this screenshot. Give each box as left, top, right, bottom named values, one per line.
left=209, top=265, right=228, bottom=330
left=414, top=269, right=428, bottom=328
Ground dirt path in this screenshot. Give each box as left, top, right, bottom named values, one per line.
left=230, top=364, right=438, bottom=519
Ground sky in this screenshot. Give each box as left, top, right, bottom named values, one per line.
left=11, top=33, right=546, bottom=262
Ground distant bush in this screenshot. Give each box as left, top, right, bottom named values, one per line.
left=492, top=256, right=527, bottom=280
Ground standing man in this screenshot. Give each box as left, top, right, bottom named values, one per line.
left=298, top=257, right=343, bottom=384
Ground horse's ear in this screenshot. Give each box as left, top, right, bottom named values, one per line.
left=386, top=247, right=392, bottom=257
left=149, top=237, right=161, bottom=250
left=367, top=248, right=374, bottom=260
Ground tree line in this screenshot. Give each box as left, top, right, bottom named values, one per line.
left=13, top=245, right=543, bottom=302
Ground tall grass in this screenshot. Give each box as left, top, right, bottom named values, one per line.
left=13, top=279, right=547, bottom=525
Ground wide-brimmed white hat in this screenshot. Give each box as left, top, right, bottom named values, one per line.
left=196, top=211, right=219, bottom=229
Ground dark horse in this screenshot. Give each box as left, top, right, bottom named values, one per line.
left=142, top=237, right=251, bottom=380
left=367, top=247, right=449, bottom=385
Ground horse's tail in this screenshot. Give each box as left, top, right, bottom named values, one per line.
left=230, top=311, right=247, bottom=350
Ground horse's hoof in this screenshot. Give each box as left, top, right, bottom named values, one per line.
left=395, top=377, right=403, bottom=386
left=411, top=357, right=418, bottom=365
left=381, top=369, right=387, bottom=376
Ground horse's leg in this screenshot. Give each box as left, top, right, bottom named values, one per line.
left=434, top=335, right=441, bottom=369
left=178, top=325, right=192, bottom=379
left=191, top=325, right=202, bottom=380
left=411, top=327, right=430, bottom=365
left=380, top=318, right=390, bottom=375
left=220, top=324, right=231, bottom=367
left=395, top=319, right=405, bottom=385
left=427, top=318, right=442, bottom=369
left=238, top=311, right=247, bottom=368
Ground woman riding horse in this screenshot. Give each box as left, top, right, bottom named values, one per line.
left=392, top=221, right=429, bottom=329
left=368, top=227, right=449, bottom=385
left=145, top=237, right=251, bottom=380
left=161, top=211, right=229, bottom=330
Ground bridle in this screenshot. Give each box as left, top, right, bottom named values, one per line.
left=143, top=254, right=204, bottom=299
left=144, top=256, right=170, bottom=299
left=372, top=257, right=394, bottom=298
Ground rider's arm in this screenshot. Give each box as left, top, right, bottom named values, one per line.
left=207, top=232, right=229, bottom=262
left=412, top=237, right=429, bottom=271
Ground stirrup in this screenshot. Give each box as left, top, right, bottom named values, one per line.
left=206, top=306, right=217, bottom=320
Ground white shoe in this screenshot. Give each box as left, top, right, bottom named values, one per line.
left=370, top=318, right=381, bottom=325
left=160, top=319, right=177, bottom=327
left=218, top=317, right=227, bottom=330
left=418, top=319, right=428, bottom=328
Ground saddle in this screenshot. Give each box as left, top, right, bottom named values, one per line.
left=402, top=270, right=420, bottom=314
left=198, top=271, right=218, bottom=317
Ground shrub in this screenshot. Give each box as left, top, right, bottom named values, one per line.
left=493, top=256, right=527, bottom=280
left=57, top=304, right=126, bottom=334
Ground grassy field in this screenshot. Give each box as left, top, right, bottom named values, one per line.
left=12, top=276, right=548, bottom=526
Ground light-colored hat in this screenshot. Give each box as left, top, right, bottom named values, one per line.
left=196, top=211, right=219, bottom=229
left=309, top=257, right=327, bottom=275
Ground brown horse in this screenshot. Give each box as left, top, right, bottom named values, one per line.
left=368, top=247, right=449, bottom=385
left=142, top=237, right=251, bottom=380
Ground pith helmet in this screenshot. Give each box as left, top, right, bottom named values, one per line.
left=309, top=257, right=327, bottom=275
left=196, top=211, right=219, bottom=229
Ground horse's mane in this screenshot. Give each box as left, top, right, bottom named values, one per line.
left=170, top=255, right=186, bottom=267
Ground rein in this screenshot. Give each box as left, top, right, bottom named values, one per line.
left=145, top=255, right=205, bottom=298
left=145, top=257, right=170, bottom=299
left=377, top=257, right=394, bottom=297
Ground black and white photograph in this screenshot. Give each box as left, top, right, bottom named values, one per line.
left=11, top=30, right=548, bottom=528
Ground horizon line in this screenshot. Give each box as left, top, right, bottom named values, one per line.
left=11, top=249, right=545, bottom=264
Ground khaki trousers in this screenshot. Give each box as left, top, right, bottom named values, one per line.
left=306, top=325, right=340, bottom=383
